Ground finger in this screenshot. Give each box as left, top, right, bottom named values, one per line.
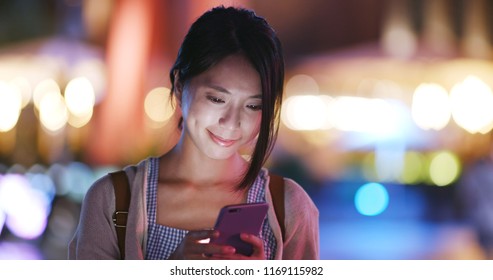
left=240, top=233, right=265, bottom=259
left=187, top=229, right=218, bottom=242
left=202, top=243, right=236, bottom=256
left=240, top=233, right=263, bottom=248
left=207, top=234, right=263, bottom=260
left=195, top=245, right=236, bottom=260
left=185, top=238, right=235, bottom=256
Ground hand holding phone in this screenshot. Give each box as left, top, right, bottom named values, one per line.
left=209, top=202, right=268, bottom=256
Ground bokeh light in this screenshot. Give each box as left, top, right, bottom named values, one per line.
left=26, top=168, right=57, bottom=206
left=0, top=80, right=22, bottom=132
left=450, top=75, right=493, bottom=134
left=428, top=151, right=461, bottom=186
left=399, top=151, right=427, bottom=185
left=0, top=241, right=43, bottom=260
left=39, top=90, right=69, bottom=132
left=0, top=174, right=50, bottom=239
left=374, top=145, right=405, bottom=182
left=64, top=77, right=95, bottom=128
left=354, top=182, right=390, bottom=216
left=412, top=83, right=451, bottom=130
left=0, top=160, right=118, bottom=255
left=144, top=87, right=175, bottom=127
left=0, top=208, right=5, bottom=235
left=9, top=76, right=32, bottom=108
left=70, top=59, right=107, bottom=103
left=285, top=74, right=320, bottom=95
left=68, top=108, right=93, bottom=128
left=282, top=95, right=332, bottom=130
left=281, top=94, right=404, bottom=136
left=33, top=79, right=61, bottom=109
left=330, top=96, right=400, bottom=136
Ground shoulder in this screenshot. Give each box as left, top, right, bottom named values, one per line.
left=282, top=177, right=319, bottom=216
left=82, top=157, right=150, bottom=206
left=122, top=157, right=149, bottom=188
left=263, top=169, right=318, bottom=216
left=82, top=173, right=113, bottom=210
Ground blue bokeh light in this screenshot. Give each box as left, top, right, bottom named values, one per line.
left=355, top=182, right=389, bottom=216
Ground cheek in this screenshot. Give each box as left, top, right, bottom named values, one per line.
left=245, top=114, right=262, bottom=136
left=254, top=116, right=262, bottom=131
left=184, top=97, right=209, bottom=119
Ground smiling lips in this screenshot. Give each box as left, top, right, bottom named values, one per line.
left=208, top=131, right=238, bottom=147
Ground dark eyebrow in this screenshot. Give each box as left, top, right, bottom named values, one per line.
left=205, top=84, right=262, bottom=99
left=206, top=84, right=230, bottom=94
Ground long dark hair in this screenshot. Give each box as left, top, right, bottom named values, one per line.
left=170, top=6, right=284, bottom=190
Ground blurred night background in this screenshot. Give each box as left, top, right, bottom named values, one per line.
left=2, top=0, right=493, bottom=260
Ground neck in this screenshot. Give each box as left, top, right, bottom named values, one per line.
left=159, top=137, right=249, bottom=190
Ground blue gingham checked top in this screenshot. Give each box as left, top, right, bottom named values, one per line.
left=145, top=157, right=277, bottom=259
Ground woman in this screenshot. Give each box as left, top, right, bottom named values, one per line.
left=69, top=6, right=319, bottom=260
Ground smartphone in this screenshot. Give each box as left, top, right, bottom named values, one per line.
left=209, top=202, right=269, bottom=256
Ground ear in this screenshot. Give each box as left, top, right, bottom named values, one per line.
left=172, top=70, right=183, bottom=106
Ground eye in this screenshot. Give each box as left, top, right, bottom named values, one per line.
left=206, top=96, right=224, bottom=104
left=247, top=104, right=262, bottom=111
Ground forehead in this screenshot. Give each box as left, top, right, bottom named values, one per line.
left=190, top=54, right=262, bottom=95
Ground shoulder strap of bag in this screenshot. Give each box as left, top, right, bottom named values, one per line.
left=110, top=170, right=131, bottom=260
left=268, top=173, right=285, bottom=240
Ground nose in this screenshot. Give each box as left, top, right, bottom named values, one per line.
left=219, top=106, right=241, bottom=129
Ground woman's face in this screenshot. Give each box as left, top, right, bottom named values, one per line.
left=178, top=54, right=262, bottom=160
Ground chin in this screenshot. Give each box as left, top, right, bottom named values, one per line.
left=203, top=148, right=239, bottom=161
left=207, top=153, right=236, bottom=161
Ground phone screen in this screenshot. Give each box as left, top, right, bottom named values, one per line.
left=210, top=202, right=268, bottom=256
